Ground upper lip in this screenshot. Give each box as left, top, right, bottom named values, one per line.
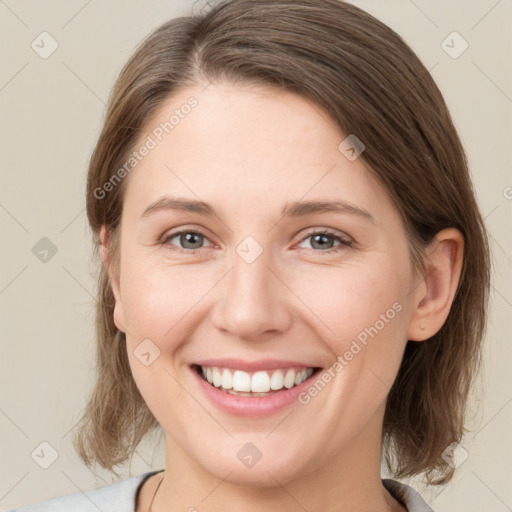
left=193, top=358, right=321, bottom=372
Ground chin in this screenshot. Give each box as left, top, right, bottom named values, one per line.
left=193, top=442, right=314, bottom=489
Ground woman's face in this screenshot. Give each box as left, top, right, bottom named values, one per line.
left=107, top=81, right=423, bottom=486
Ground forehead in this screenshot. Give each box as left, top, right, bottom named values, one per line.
left=122, top=82, right=396, bottom=223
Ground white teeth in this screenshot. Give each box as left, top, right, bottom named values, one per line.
left=251, top=371, right=271, bottom=393
left=232, top=370, right=251, bottom=392
left=212, top=367, right=222, bottom=387
left=284, top=369, right=296, bottom=389
left=270, top=369, right=284, bottom=390
left=295, top=369, right=308, bottom=386
left=221, top=368, right=233, bottom=389
left=200, top=366, right=315, bottom=393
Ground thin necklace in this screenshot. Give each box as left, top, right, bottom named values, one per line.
left=148, top=473, right=164, bottom=512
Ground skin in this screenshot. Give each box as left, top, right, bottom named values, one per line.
left=100, top=81, right=464, bottom=512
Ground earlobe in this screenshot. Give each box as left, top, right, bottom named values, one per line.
left=99, top=225, right=126, bottom=333
left=407, top=228, right=464, bottom=342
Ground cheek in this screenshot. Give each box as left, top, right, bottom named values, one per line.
left=291, top=262, right=407, bottom=346
left=120, top=257, right=212, bottom=338
left=297, top=264, right=410, bottom=425
left=293, top=260, right=410, bottom=408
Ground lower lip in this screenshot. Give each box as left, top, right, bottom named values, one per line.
left=190, top=365, right=321, bottom=417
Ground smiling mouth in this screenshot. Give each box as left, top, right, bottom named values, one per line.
left=192, top=364, right=322, bottom=397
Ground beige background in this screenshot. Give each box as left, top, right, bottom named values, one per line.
left=1, top=0, right=510, bottom=510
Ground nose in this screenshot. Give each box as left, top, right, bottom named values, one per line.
left=211, top=246, right=293, bottom=340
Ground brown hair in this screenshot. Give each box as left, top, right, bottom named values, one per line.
left=75, top=0, right=491, bottom=485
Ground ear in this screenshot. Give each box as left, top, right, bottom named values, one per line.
left=100, top=225, right=127, bottom=333
left=407, top=228, right=464, bottom=341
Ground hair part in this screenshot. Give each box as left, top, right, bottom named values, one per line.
left=75, top=0, right=491, bottom=485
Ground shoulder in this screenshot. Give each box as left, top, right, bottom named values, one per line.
left=8, top=470, right=162, bottom=512
left=382, top=479, right=436, bottom=512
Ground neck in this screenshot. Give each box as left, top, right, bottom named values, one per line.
left=152, top=406, right=404, bottom=512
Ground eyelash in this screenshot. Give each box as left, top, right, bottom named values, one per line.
left=161, top=228, right=353, bottom=255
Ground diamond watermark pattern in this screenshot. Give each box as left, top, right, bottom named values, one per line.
left=236, top=236, right=263, bottom=264
left=441, top=31, right=468, bottom=59
left=338, top=134, right=365, bottom=161
left=441, top=442, right=469, bottom=469
left=134, top=338, right=161, bottom=366
left=31, top=441, right=59, bottom=469
left=237, top=442, right=263, bottom=468
left=31, top=31, right=59, bottom=59
left=32, top=237, right=58, bottom=263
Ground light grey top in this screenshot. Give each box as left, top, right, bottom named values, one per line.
left=9, top=470, right=435, bottom=511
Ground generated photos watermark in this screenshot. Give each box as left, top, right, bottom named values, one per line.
left=93, top=96, right=198, bottom=200
left=298, top=301, right=403, bottom=404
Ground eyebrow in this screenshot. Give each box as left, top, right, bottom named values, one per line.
left=141, top=197, right=375, bottom=223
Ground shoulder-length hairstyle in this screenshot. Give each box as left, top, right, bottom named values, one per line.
left=75, top=0, right=491, bottom=485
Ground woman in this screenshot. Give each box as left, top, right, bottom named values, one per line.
left=11, top=0, right=490, bottom=510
